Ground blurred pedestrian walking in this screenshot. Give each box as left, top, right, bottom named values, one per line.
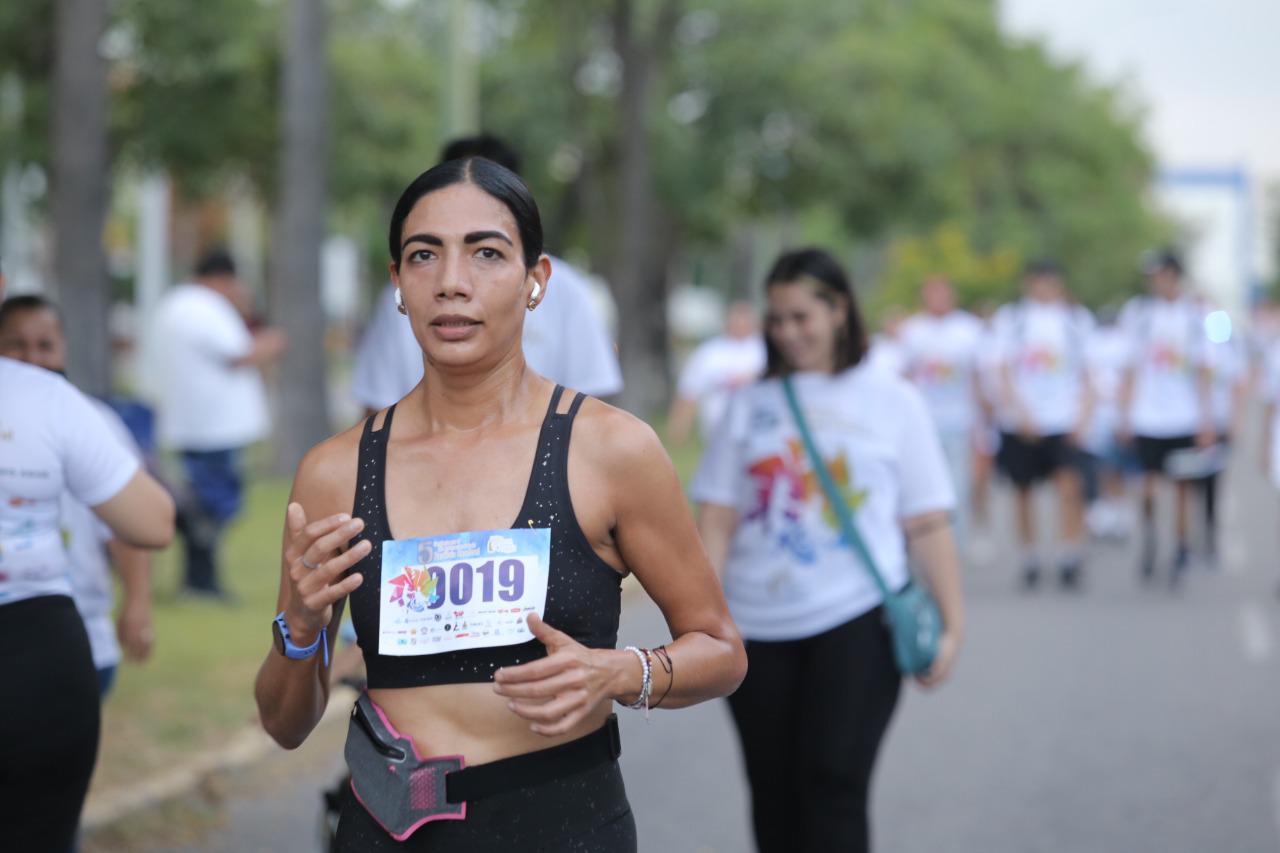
left=992, top=260, right=1094, bottom=589
left=0, top=262, right=174, bottom=852
left=1116, top=251, right=1214, bottom=586
left=1082, top=307, right=1138, bottom=542
left=145, top=249, right=286, bottom=599
left=0, top=295, right=154, bottom=696
left=694, top=248, right=964, bottom=853
left=899, top=276, right=983, bottom=544
left=350, top=135, right=622, bottom=415
left=667, top=300, right=765, bottom=447
left=1198, top=320, right=1248, bottom=564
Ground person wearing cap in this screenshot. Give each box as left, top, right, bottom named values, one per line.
left=991, top=261, right=1095, bottom=589
left=1116, top=250, right=1214, bottom=586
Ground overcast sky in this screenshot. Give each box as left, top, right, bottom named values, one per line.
left=1000, top=0, right=1280, bottom=183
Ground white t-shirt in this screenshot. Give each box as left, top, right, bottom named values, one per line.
left=1266, top=344, right=1280, bottom=488
left=1084, top=324, right=1131, bottom=452
left=61, top=399, right=143, bottom=669
left=351, top=256, right=624, bottom=410
left=993, top=300, right=1095, bottom=435
left=676, top=334, right=766, bottom=444
left=865, top=335, right=906, bottom=377
left=899, top=311, right=983, bottom=435
left=691, top=365, right=954, bottom=641
left=1119, top=295, right=1208, bottom=438
left=0, top=358, right=139, bottom=607
left=1204, top=336, right=1246, bottom=431
left=147, top=284, right=270, bottom=450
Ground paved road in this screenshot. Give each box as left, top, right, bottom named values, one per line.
left=117, top=437, right=1280, bottom=853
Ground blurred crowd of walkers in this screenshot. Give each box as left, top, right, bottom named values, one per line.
left=3, top=131, right=1279, bottom=853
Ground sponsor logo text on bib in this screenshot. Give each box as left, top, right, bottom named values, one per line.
left=378, top=528, right=550, bottom=656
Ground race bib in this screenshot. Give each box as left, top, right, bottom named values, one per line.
left=378, top=528, right=550, bottom=657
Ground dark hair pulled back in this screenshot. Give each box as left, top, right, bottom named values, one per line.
left=763, top=247, right=869, bottom=377
left=388, top=157, right=544, bottom=271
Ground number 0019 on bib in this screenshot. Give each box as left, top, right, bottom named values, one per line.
left=377, top=528, right=551, bottom=657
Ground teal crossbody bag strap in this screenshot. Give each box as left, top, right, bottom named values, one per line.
left=781, top=376, right=892, bottom=597
left=782, top=375, right=941, bottom=675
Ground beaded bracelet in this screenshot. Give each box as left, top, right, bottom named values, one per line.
left=618, top=645, right=652, bottom=718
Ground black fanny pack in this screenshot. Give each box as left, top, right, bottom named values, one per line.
left=345, top=693, right=622, bottom=842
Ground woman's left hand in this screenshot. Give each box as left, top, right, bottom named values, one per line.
left=493, top=614, right=633, bottom=737
left=915, top=630, right=961, bottom=689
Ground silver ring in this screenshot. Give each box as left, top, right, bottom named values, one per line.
left=301, top=557, right=320, bottom=570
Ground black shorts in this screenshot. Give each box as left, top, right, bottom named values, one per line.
left=1133, top=435, right=1195, bottom=474
left=997, top=432, right=1077, bottom=487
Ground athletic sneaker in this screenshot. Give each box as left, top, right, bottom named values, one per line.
left=1059, top=560, right=1084, bottom=591
left=1169, top=544, right=1191, bottom=589
left=1139, top=547, right=1156, bottom=585
left=1021, top=563, right=1042, bottom=591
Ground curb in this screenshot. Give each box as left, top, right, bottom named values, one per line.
left=82, top=684, right=358, bottom=831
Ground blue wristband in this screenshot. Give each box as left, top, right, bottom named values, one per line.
left=274, top=612, right=329, bottom=667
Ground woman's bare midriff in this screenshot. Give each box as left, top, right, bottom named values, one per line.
left=368, top=682, right=614, bottom=766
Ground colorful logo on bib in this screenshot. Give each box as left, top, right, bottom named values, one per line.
left=387, top=566, right=441, bottom=612
left=747, top=438, right=868, bottom=562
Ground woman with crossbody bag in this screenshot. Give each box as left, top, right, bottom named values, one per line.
left=693, top=248, right=965, bottom=853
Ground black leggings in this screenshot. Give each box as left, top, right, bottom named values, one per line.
left=335, top=760, right=636, bottom=852
left=728, top=608, right=902, bottom=853
left=0, top=595, right=102, bottom=853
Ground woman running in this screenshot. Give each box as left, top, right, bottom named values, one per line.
left=0, top=270, right=175, bottom=851
left=694, top=248, right=964, bottom=853
left=254, top=158, right=746, bottom=852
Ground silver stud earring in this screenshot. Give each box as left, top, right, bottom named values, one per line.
left=395, top=287, right=407, bottom=316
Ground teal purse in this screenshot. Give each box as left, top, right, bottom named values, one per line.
left=781, top=376, right=942, bottom=675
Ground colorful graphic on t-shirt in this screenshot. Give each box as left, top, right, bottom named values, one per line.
left=746, top=437, right=868, bottom=563
left=1148, top=342, right=1189, bottom=373
left=387, top=565, right=442, bottom=612
left=1018, top=346, right=1062, bottom=373
left=911, top=359, right=958, bottom=386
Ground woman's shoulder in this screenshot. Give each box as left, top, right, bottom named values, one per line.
left=292, top=417, right=368, bottom=511
left=571, top=396, right=664, bottom=467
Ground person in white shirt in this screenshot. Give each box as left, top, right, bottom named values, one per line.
left=1116, top=251, right=1214, bottom=586
left=900, top=277, right=983, bottom=543
left=667, top=301, right=766, bottom=446
left=0, top=262, right=175, bottom=853
left=865, top=304, right=907, bottom=377
left=1081, top=309, right=1139, bottom=541
left=695, top=248, right=963, bottom=853
left=970, top=301, right=1004, bottom=532
left=993, top=261, right=1095, bottom=589
left=0, top=296, right=154, bottom=695
left=1198, top=329, right=1249, bottom=562
left=1260, top=341, right=1280, bottom=598
left=146, top=249, right=287, bottom=597
left=350, top=136, right=623, bottom=413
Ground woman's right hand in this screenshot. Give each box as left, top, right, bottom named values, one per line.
left=281, top=502, right=369, bottom=643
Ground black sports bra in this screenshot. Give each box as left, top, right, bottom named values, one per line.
left=346, top=386, right=622, bottom=688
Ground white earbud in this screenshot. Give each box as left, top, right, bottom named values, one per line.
left=530, top=282, right=542, bottom=302
left=394, top=287, right=406, bottom=315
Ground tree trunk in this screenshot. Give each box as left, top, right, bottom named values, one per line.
left=609, top=0, right=672, bottom=419
left=52, top=0, right=110, bottom=394
left=270, top=0, right=330, bottom=472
